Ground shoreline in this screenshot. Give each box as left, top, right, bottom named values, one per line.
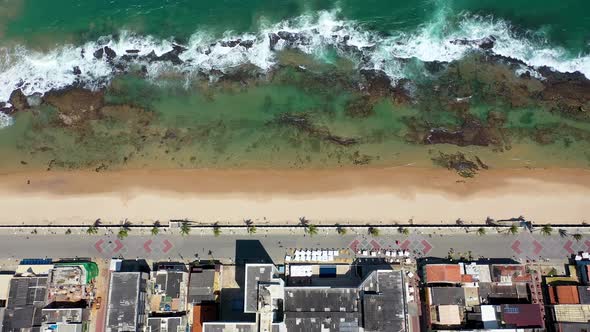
left=0, top=166, right=589, bottom=225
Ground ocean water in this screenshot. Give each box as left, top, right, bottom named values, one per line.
left=0, top=0, right=589, bottom=170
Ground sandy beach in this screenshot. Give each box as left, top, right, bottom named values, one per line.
left=0, top=167, right=588, bottom=225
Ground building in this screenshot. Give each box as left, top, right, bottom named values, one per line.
left=205, top=262, right=408, bottom=332
left=423, top=262, right=544, bottom=331
left=188, top=265, right=218, bottom=305
left=46, top=262, right=98, bottom=305
left=151, top=263, right=189, bottom=314
left=2, top=276, right=47, bottom=332
left=40, top=308, right=86, bottom=332
left=105, top=271, right=148, bottom=332
left=148, top=317, right=186, bottom=332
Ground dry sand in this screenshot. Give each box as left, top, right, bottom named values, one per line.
left=0, top=167, right=589, bottom=225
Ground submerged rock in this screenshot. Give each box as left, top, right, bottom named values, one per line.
left=432, top=152, right=484, bottom=178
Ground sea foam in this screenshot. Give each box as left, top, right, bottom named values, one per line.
left=0, top=9, right=589, bottom=107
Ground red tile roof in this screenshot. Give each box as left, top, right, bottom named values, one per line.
left=192, top=304, right=218, bottom=332
left=556, top=286, right=581, bottom=304
left=425, top=264, right=462, bottom=284
left=501, top=304, right=543, bottom=328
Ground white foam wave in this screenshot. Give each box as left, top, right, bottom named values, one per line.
left=0, top=9, right=589, bottom=103
left=0, top=112, right=13, bottom=129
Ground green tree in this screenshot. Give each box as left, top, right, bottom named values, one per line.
left=306, top=224, right=318, bottom=236
left=507, top=224, right=519, bottom=235
left=117, top=228, right=129, bottom=240
left=540, top=224, right=553, bottom=237
left=151, top=221, right=161, bottom=236
left=336, top=224, right=347, bottom=235
left=65, top=229, right=72, bottom=235
left=213, top=222, right=221, bottom=237
left=180, top=221, right=191, bottom=236
left=244, top=219, right=256, bottom=234
left=368, top=227, right=380, bottom=237
left=86, top=226, right=98, bottom=235
left=558, top=229, right=568, bottom=238
left=476, top=227, right=486, bottom=236
left=573, top=233, right=583, bottom=242
left=398, top=227, right=410, bottom=235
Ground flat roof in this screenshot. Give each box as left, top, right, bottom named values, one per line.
left=188, top=269, right=216, bottom=304
left=554, top=286, right=580, bottom=304
left=501, top=304, right=543, bottom=328
left=554, top=304, right=590, bottom=323
left=434, top=305, right=461, bottom=325
left=284, top=311, right=360, bottom=331
left=362, top=270, right=406, bottom=332
left=202, top=322, right=256, bottom=332
left=148, top=317, right=182, bottom=332
left=284, top=287, right=358, bottom=312
left=0, top=274, right=13, bottom=300
left=244, top=264, right=274, bottom=313
left=106, top=272, right=145, bottom=332
left=578, top=286, right=590, bottom=304
left=425, top=265, right=461, bottom=284
left=3, top=276, right=47, bottom=331
left=429, top=287, right=466, bottom=306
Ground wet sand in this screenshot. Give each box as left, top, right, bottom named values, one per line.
left=0, top=167, right=589, bottom=225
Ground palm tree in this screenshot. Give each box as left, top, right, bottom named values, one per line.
left=117, top=228, right=129, bottom=240
left=398, top=226, right=410, bottom=236
left=213, top=222, right=221, bottom=237
left=299, top=217, right=309, bottom=227
left=122, top=219, right=132, bottom=231
left=573, top=233, right=583, bottom=242
left=65, top=229, right=72, bottom=235
left=244, top=219, right=256, bottom=234
left=336, top=224, right=347, bottom=235
left=180, top=221, right=191, bottom=236
left=507, top=224, right=519, bottom=235
left=247, top=225, right=257, bottom=234
left=558, top=229, right=568, bottom=238
left=151, top=221, right=161, bottom=236
left=540, top=224, right=553, bottom=237
left=86, top=226, right=98, bottom=235
left=368, top=226, right=380, bottom=237
left=86, top=218, right=101, bottom=235
left=476, top=227, right=486, bottom=236
left=306, top=224, right=318, bottom=236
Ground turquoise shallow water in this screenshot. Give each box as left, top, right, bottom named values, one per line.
left=3, top=0, right=589, bottom=53
left=0, top=0, right=589, bottom=171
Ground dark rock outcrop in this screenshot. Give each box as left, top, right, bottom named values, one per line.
left=9, top=89, right=29, bottom=112
left=73, top=66, right=82, bottom=75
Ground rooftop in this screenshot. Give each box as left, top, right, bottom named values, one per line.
left=549, top=286, right=580, bottom=304
left=147, top=317, right=183, bottom=332
left=192, top=304, right=218, bottom=332
left=152, top=270, right=187, bottom=312
left=244, top=264, right=275, bottom=313
left=106, top=272, right=147, bottom=332
left=491, top=264, right=532, bottom=283
left=188, top=268, right=216, bottom=304
left=41, top=308, right=83, bottom=324
left=500, top=304, right=543, bottom=328
left=433, top=305, right=462, bottom=326
left=579, top=286, right=590, bottom=304
left=202, top=322, right=256, bottom=332
left=2, top=276, right=47, bottom=331
left=361, top=270, right=406, bottom=332
left=428, top=287, right=465, bottom=306
left=425, top=264, right=461, bottom=284
left=284, top=287, right=359, bottom=312
left=553, top=304, right=590, bottom=323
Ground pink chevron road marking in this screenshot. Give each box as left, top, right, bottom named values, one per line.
left=421, top=240, right=433, bottom=255
left=563, top=240, right=574, bottom=254
left=399, top=240, right=411, bottom=250
left=370, top=240, right=381, bottom=250
left=532, top=240, right=543, bottom=255
left=94, top=239, right=104, bottom=253
left=162, top=239, right=173, bottom=253
left=113, top=239, right=124, bottom=253
left=511, top=240, right=522, bottom=254
left=349, top=240, right=360, bottom=251
left=143, top=240, right=153, bottom=254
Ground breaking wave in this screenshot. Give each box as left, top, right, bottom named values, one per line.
left=0, top=8, right=589, bottom=106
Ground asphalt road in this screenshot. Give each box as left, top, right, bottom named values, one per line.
left=0, top=230, right=582, bottom=263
